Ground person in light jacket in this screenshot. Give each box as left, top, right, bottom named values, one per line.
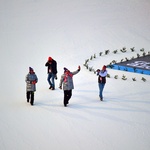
left=25, top=67, right=38, bottom=105
left=96, top=65, right=107, bottom=101
left=59, top=66, right=80, bottom=107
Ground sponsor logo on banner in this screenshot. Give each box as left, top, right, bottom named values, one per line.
left=127, top=61, right=150, bottom=70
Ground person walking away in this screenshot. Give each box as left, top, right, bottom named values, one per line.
left=96, top=65, right=107, bottom=101
left=45, top=57, right=57, bottom=90
left=25, top=67, right=38, bottom=105
left=59, top=66, right=80, bottom=107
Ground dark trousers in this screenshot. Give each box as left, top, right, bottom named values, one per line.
left=64, top=90, right=72, bottom=106
left=26, top=91, right=34, bottom=105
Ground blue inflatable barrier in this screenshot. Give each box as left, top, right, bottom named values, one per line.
left=108, top=64, right=150, bottom=75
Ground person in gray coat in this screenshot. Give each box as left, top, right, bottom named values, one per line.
left=25, top=67, right=38, bottom=105
left=59, top=66, right=80, bottom=107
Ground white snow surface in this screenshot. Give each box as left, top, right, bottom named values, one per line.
left=0, top=0, right=150, bottom=150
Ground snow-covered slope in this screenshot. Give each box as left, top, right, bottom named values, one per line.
left=0, top=0, right=150, bottom=150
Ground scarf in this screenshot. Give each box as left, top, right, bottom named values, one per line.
left=64, top=71, right=73, bottom=82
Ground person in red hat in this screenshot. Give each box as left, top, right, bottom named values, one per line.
left=96, top=65, right=107, bottom=101
left=59, top=66, right=81, bottom=107
left=25, top=67, right=38, bottom=105
left=45, top=57, right=57, bottom=90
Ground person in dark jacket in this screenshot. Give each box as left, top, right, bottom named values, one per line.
left=45, top=57, right=57, bottom=90
left=25, top=67, right=38, bottom=105
left=59, top=66, right=80, bottom=107
left=96, top=65, right=107, bottom=101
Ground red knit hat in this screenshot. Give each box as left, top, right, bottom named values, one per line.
left=48, top=57, right=52, bottom=61
left=102, top=65, right=106, bottom=70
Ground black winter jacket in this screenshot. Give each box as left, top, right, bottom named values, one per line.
left=45, top=59, right=57, bottom=74
left=97, top=70, right=107, bottom=84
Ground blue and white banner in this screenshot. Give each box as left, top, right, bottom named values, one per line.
left=108, top=55, right=150, bottom=75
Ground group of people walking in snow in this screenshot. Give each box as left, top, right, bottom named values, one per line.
left=25, top=56, right=107, bottom=106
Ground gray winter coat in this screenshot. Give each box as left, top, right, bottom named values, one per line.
left=59, top=70, right=80, bottom=90
left=25, top=73, right=38, bottom=92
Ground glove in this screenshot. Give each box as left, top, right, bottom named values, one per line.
left=78, top=66, right=81, bottom=71
left=32, top=81, right=36, bottom=84
left=55, top=74, right=57, bottom=80
left=96, top=69, right=100, bottom=72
